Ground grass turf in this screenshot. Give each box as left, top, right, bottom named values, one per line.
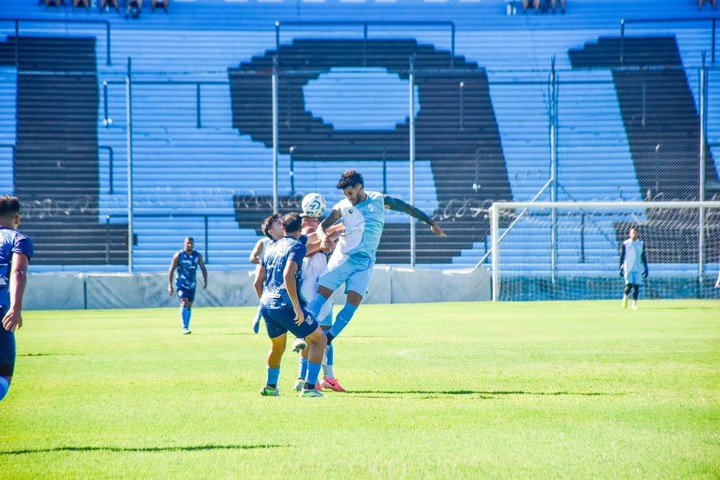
left=1, top=300, right=719, bottom=479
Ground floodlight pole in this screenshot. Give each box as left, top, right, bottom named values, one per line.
left=491, top=203, right=500, bottom=301
left=125, top=57, right=134, bottom=273
left=549, top=56, right=558, bottom=284
left=409, top=55, right=416, bottom=267
left=699, top=53, right=707, bottom=281
left=272, top=54, right=279, bottom=214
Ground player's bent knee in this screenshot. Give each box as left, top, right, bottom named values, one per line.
left=346, top=291, right=364, bottom=306
left=307, top=328, right=327, bottom=347
left=317, top=286, right=333, bottom=299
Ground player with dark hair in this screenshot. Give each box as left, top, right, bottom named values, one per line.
left=168, top=237, right=208, bottom=334
left=306, top=169, right=446, bottom=346
left=249, top=214, right=284, bottom=334
left=0, top=195, right=34, bottom=402
left=254, top=213, right=327, bottom=397
left=619, top=227, right=648, bottom=310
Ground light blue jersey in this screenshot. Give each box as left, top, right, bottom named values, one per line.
left=333, top=190, right=385, bottom=263
left=318, top=190, right=384, bottom=296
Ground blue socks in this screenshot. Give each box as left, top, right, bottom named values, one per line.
left=180, top=306, right=191, bottom=330
left=266, top=367, right=280, bottom=388
left=329, top=304, right=358, bottom=338
left=297, top=358, right=308, bottom=380
left=306, top=295, right=329, bottom=321
left=305, top=362, right=322, bottom=388
left=0, top=377, right=9, bottom=402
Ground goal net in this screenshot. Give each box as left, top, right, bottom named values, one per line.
left=489, top=201, right=720, bottom=301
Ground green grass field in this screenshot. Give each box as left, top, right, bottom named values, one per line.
left=1, top=301, right=719, bottom=479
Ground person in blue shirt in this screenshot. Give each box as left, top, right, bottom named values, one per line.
left=168, top=237, right=208, bottom=334
left=0, top=196, right=34, bottom=402
left=253, top=213, right=328, bottom=398
left=306, top=169, right=446, bottom=346
left=248, top=213, right=285, bottom=334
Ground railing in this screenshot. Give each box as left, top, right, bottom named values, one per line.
left=98, top=145, right=115, bottom=194
left=275, top=20, right=456, bottom=67
left=104, top=79, right=226, bottom=129
left=620, top=17, right=718, bottom=65
left=109, top=212, right=239, bottom=264
left=0, top=17, right=112, bottom=66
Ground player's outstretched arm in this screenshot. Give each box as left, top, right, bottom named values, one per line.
left=248, top=238, right=265, bottom=265
left=618, top=243, right=626, bottom=277
left=198, top=254, right=208, bottom=288
left=2, top=253, right=29, bottom=332
left=168, top=253, right=179, bottom=296
left=383, top=195, right=447, bottom=237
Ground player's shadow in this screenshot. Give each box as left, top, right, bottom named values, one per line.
left=18, top=353, right=79, bottom=357
left=0, top=444, right=285, bottom=456
left=347, top=390, right=623, bottom=399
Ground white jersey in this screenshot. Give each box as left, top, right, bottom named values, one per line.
left=301, top=249, right=334, bottom=323
left=622, top=239, right=645, bottom=273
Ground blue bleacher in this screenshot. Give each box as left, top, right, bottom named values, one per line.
left=0, top=0, right=718, bottom=274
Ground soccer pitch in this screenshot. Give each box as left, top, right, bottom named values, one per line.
left=1, top=301, right=718, bottom=479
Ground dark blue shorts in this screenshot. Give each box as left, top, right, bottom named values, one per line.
left=0, top=325, right=15, bottom=378
left=177, top=286, right=196, bottom=302
left=261, top=306, right=318, bottom=339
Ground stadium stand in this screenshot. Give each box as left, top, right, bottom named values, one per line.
left=0, top=1, right=718, bottom=278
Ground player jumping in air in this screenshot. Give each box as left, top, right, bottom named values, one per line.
left=168, top=237, right=208, bottom=334
left=306, top=169, right=446, bottom=346
left=619, top=227, right=648, bottom=310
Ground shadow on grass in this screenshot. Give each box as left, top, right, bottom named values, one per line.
left=18, top=353, right=79, bottom=357
left=347, top=390, right=623, bottom=398
left=0, top=444, right=286, bottom=456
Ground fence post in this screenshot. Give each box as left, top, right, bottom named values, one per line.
left=196, top=83, right=201, bottom=129
left=272, top=55, right=279, bottom=214
left=699, top=54, right=707, bottom=283
left=620, top=19, right=625, bottom=66
left=409, top=55, right=416, bottom=267
left=204, top=216, right=209, bottom=263
left=126, top=57, right=134, bottom=273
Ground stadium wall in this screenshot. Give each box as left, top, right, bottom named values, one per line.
left=25, top=266, right=490, bottom=310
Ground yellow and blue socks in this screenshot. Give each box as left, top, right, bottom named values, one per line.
left=0, top=377, right=9, bottom=402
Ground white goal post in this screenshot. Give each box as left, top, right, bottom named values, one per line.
left=489, top=201, right=720, bottom=301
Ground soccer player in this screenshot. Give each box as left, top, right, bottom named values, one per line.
left=168, top=237, right=208, bottom=334
left=249, top=214, right=284, bottom=334
left=306, top=169, right=446, bottom=345
left=254, top=213, right=327, bottom=398
left=619, top=227, right=648, bottom=310
left=294, top=211, right=346, bottom=392
left=0, top=196, right=34, bottom=402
